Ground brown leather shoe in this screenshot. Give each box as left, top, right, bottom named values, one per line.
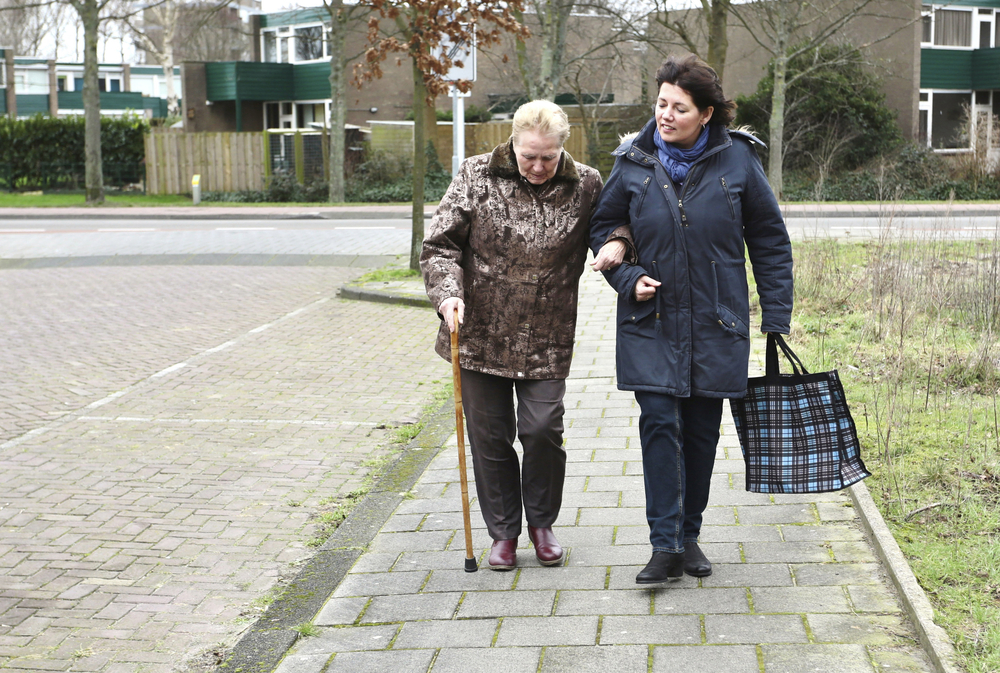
left=488, top=538, right=517, bottom=571
left=527, top=526, right=564, bottom=566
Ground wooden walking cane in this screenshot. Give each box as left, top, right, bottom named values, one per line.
left=451, top=308, right=478, bottom=572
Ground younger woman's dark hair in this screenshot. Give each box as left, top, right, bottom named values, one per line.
left=655, top=55, right=737, bottom=126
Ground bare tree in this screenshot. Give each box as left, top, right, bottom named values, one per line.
left=0, top=0, right=70, bottom=57
left=176, top=3, right=249, bottom=62
left=324, top=0, right=369, bottom=203
left=647, top=0, right=731, bottom=80
left=69, top=0, right=119, bottom=203
left=730, top=0, right=916, bottom=197
left=513, top=0, right=571, bottom=100
left=125, top=0, right=235, bottom=117
left=358, top=0, right=528, bottom=270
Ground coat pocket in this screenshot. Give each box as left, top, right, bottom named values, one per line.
left=618, top=298, right=657, bottom=330
left=710, top=260, right=749, bottom=338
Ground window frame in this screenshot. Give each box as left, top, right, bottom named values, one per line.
left=923, top=89, right=975, bottom=153
left=293, top=24, right=326, bottom=63
left=928, top=5, right=975, bottom=50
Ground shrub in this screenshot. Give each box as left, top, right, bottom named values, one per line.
left=344, top=143, right=450, bottom=202
left=734, top=44, right=903, bottom=178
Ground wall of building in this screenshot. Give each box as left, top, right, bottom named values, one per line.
left=646, top=1, right=921, bottom=141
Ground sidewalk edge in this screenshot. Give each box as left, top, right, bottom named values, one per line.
left=848, top=480, right=963, bottom=673
left=216, top=397, right=455, bottom=673
left=338, top=284, right=433, bottom=309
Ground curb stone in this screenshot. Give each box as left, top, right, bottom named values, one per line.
left=338, top=284, right=433, bottom=309
left=849, top=481, right=963, bottom=673
left=218, top=398, right=456, bottom=673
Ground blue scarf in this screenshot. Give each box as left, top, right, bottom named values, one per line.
left=653, top=124, right=709, bottom=184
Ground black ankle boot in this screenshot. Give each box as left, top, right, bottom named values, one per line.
left=635, top=551, right=684, bottom=584
left=683, top=542, right=712, bottom=577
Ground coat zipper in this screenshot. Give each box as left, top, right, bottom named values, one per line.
left=635, top=176, right=651, bottom=217
left=677, top=164, right=703, bottom=227
left=651, top=259, right=663, bottom=334
left=721, top=176, right=736, bottom=219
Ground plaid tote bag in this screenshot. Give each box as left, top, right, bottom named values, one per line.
left=730, top=333, right=871, bottom=493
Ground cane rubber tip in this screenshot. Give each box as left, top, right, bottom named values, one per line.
left=464, top=558, right=478, bottom=573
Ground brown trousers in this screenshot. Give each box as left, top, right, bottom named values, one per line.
left=460, top=368, right=567, bottom=541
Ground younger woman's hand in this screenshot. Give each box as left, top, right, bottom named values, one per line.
left=634, top=275, right=661, bottom=302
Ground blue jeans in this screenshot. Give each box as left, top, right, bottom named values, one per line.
left=634, top=393, right=723, bottom=553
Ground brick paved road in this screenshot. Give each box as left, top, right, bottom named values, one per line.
left=0, top=265, right=444, bottom=672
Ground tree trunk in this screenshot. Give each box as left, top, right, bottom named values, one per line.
left=705, top=0, right=730, bottom=81
left=327, top=0, right=347, bottom=203
left=161, top=1, right=179, bottom=117
left=536, top=0, right=571, bottom=101
left=767, top=52, right=788, bottom=199
left=78, top=0, right=104, bottom=204
left=410, top=61, right=427, bottom=271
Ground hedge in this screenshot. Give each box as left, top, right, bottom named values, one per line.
left=0, top=114, right=149, bottom=191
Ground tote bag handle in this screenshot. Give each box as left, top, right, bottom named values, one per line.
left=764, top=333, right=810, bottom=380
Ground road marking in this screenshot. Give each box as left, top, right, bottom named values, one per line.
left=216, top=227, right=276, bottom=231
left=97, top=228, right=156, bottom=232
left=335, top=226, right=398, bottom=230
left=1, top=229, right=46, bottom=233
left=1, top=295, right=332, bottom=451
left=151, top=362, right=188, bottom=378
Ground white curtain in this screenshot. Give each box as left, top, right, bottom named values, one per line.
left=935, top=9, right=972, bottom=47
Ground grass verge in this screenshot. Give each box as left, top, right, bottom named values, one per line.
left=0, top=192, right=193, bottom=207
left=786, top=224, right=1000, bottom=673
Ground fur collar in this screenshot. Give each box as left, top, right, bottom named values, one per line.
left=488, top=140, right=580, bottom=183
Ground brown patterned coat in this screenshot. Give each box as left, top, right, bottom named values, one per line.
left=421, top=141, right=604, bottom=380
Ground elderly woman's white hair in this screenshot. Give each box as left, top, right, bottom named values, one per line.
left=511, top=100, right=571, bottom=147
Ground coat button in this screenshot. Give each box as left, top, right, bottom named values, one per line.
left=718, top=320, right=724, bottom=325
left=732, top=322, right=736, bottom=327
left=663, top=184, right=669, bottom=189
left=630, top=152, right=634, bottom=156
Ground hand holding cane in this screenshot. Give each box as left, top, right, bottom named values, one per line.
left=451, top=308, right=478, bottom=572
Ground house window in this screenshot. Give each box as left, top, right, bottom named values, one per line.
left=264, top=32, right=277, bottom=62
left=280, top=37, right=289, bottom=63
left=265, top=102, right=280, bottom=129
left=921, top=6, right=932, bottom=44
left=108, top=78, right=121, bottom=93
left=57, top=76, right=67, bottom=92
left=934, top=9, right=972, bottom=47
left=295, top=26, right=323, bottom=61
left=74, top=77, right=83, bottom=91
left=979, top=10, right=993, bottom=49
left=931, top=92, right=971, bottom=149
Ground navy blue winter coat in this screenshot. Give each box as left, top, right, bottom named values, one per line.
left=589, top=119, right=793, bottom=399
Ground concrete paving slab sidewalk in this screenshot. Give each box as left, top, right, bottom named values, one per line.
left=272, top=270, right=941, bottom=673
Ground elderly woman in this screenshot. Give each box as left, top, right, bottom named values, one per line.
left=590, top=55, right=794, bottom=584
left=422, top=100, right=614, bottom=570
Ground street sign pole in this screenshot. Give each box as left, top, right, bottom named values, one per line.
left=440, top=30, right=476, bottom=176
left=451, top=87, right=470, bottom=175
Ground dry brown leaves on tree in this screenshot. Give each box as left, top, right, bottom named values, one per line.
left=355, top=0, right=530, bottom=100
